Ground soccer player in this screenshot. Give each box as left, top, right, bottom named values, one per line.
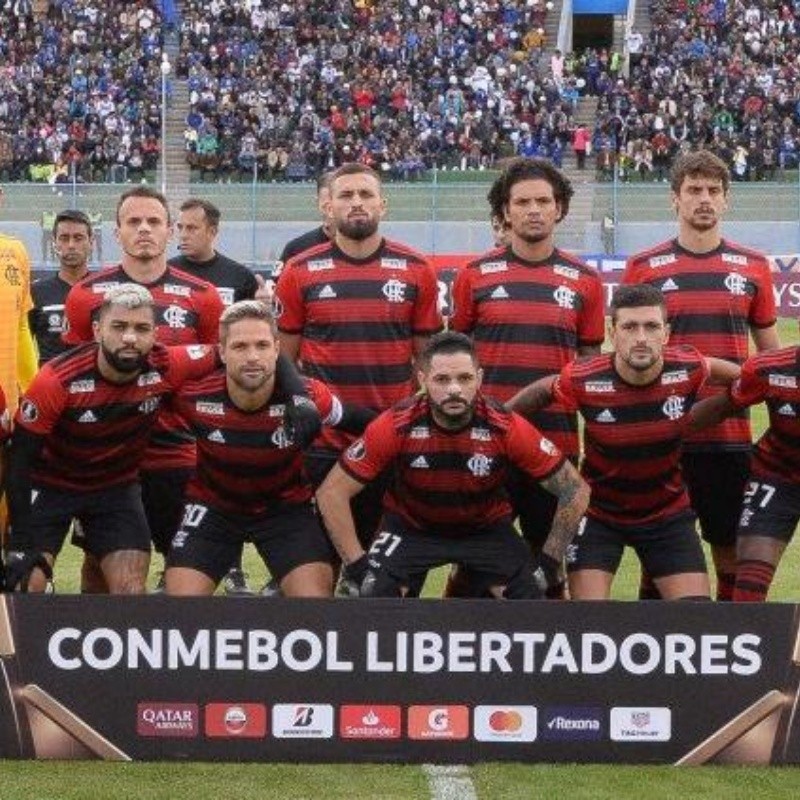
left=275, top=163, right=443, bottom=552
left=169, top=197, right=260, bottom=595
left=29, top=210, right=93, bottom=365
left=63, top=187, right=318, bottom=590
left=4, top=285, right=217, bottom=594
left=278, top=171, right=335, bottom=267
left=689, top=346, right=800, bottom=601
left=449, top=157, right=605, bottom=595
left=623, top=150, right=779, bottom=600
left=0, top=184, right=37, bottom=545
left=508, top=284, right=740, bottom=601
left=166, top=302, right=374, bottom=597
left=316, top=332, right=590, bottom=598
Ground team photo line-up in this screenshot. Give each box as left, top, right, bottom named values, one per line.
left=0, top=152, right=793, bottom=603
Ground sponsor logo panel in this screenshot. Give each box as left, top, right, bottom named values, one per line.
left=610, top=707, right=671, bottom=742
left=408, top=705, right=469, bottom=740
left=272, top=704, right=334, bottom=738
left=205, top=703, right=267, bottom=738
left=473, top=705, right=537, bottom=742
left=541, top=707, right=603, bottom=741
left=339, top=705, right=402, bottom=740
left=137, top=702, right=199, bottom=738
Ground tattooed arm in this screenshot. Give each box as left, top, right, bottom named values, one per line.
left=538, top=460, right=590, bottom=563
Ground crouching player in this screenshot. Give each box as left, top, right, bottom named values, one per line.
left=316, top=331, right=590, bottom=598
left=165, top=301, right=374, bottom=597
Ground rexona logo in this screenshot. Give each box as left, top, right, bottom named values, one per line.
left=205, top=703, right=267, bottom=738
left=272, top=704, right=334, bottom=738
left=541, top=707, right=603, bottom=741
left=137, top=702, right=198, bottom=738
left=339, top=705, right=401, bottom=739
left=610, top=707, right=671, bottom=742
left=474, top=705, right=537, bottom=742
left=407, top=705, right=469, bottom=740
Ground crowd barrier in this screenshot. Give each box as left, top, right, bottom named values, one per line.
left=2, top=596, right=799, bottom=764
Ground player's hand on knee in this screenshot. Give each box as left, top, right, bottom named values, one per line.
left=2, top=550, right=53, bottom=593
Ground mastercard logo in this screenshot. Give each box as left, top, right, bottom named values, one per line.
left=489, top=710, right=523, bottom=732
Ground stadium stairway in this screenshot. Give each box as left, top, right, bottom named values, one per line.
left=162, top=29, right=191, bottom=194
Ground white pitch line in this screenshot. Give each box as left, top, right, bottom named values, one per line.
left=423, top=763, right=478, bottom=800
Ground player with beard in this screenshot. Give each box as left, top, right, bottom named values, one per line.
left=316, top=332, right=589, bottom=598
left=275, top=163, right=442, bottom=565
left=449, top=157, right=605, bottom=597
left=623, top=150, right=779, bottom=601
left=29, top=210, right=93, bottom=365
left=508, top=285, right=740, bottom=600
left=3, top=285, right=217, bottom=594
left=166, top=302, right=374, bottom=598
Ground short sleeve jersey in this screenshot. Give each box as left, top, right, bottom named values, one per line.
left=623, top=239, right=776, bottom=451
left=450, top=245, right=605, bottom=458
left=0, top=233, right=33, bottom=411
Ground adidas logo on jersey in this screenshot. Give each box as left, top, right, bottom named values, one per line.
left=318, top=285, right=337, bottom=299
left=410, top=455, right=429, bottom=469
left=490, top=286, right=510, bottom=300
left=208, top=429, right=226, bottom=443
left=596, top=409, right=616, bottom=423
left=778, top=404, right=796, bottom=416
left=660, top=278, right=679, bottom=292
left=78, top=410, right=98, bottom=423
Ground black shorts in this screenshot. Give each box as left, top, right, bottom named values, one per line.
left=140, top=467, right=194, bottom=556
left=737, top=473, right=800, bottom=543
left=30, top=483, right=151, bottom=559
left=681, top=451, right=751, bottom=547
left=566, top=513, right=708, bottom=579
left=367, top=511, right=532, bottom=596
left=306, top=452, right=388, bottom=550
left=166, top=501, right=335, bottom=585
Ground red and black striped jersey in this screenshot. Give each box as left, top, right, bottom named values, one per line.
left=275, top=238, right=442, bottom=454
left=623, top=239, right=776, bottom=451
left=175, top=373, right=342, bottom=515
left=63, top=264, right=225, bottom=470
left=553, top=345, right=708, bottom=527
left=14, top=342, right=216, bottom=491
left=340, top=393, right=564, bottom=534
left=728, top=346, right=800, bottom=483
left=450, top=246, right=605, bottom=458
left=0, top=383, right=9, bottom=444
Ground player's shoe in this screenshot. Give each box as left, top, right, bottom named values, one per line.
left=222, top=567, right=255, bottom=596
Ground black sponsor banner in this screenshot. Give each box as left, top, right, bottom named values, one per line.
left=2, top=597, right=800, bottom=764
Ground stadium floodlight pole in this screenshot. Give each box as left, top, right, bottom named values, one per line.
left=160, top=53, right=171, bottom=196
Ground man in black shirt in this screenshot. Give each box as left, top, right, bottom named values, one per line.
left=278, top=172, right=335, bottom=266
left=29, top=210, right=93, bottom=365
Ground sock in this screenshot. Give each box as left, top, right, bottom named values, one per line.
left=715, top=570, right=736, bottom=602
left=732, top=560, right=776, bottom=602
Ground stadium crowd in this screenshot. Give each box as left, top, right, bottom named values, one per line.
left=177, top=0, right=571, bottom=181
left=0, top=0, right=165, bottom=184
left=584, top=0, right=800, bottom=181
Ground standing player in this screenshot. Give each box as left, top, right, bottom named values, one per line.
left=623, top=150, right=779, bottom=600
left=275, top=163, right=443, bottom=554
left=689, top=345, right=800, bottom=601
left=449, top=157, right=605, bottom=596
left=509, top=285, right=739, bottom=600
left=29, top=210, right=93, bottom=365
left=278, top=171, right=335, bottom=267
left=4, top=285, right=217, bottom=594
left=169, top=197, right=259, bottom=595
left=167, top=302, right=373, bottom=597
left=63, top=187, right=318, bottom=590
left=0, top=185, right=37, bottom=545
left=316, top=332, right=590, bottom=598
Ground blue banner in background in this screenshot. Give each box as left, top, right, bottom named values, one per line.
left=573, top=0, right=629, bottom=13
